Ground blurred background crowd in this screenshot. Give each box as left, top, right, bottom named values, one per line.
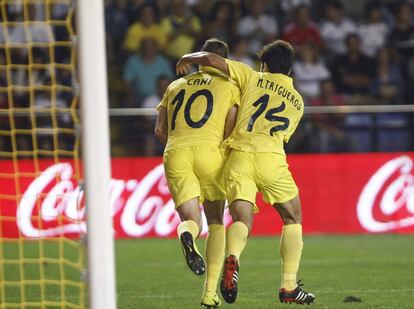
left=0, top=0, right=414, bottom=157
left=106, top=0, right=414, bottom=156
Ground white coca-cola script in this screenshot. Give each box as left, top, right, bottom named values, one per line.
left=17, top=163, right=232, bottom=238
left=357, top=156, right=414, bottom=232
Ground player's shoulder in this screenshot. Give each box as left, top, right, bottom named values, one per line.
left=167, top=73, right=199, bottom=91
left=226, top=59, right=255, bottom=73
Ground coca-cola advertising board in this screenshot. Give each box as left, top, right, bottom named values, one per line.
left=0, top=153, right=413, bottom=238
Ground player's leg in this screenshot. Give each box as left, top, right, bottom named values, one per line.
left=193, top=145, right=227, bottom=306
left=220, top=200, right=253, bottom=304
left=220, top=150, right=257, bottom=304
left=201, top=200, right=225, bottom=307
left=226, top=200, right=253, bottom=259
left=273, top=196, right=315, bottom=304
left=257, top=152, right=315, bottom=304
left=273, top=196, right=303, bottom=291
left=176, top=198, right=206, bottom=276
left=163, top=148, right=205, bottom=275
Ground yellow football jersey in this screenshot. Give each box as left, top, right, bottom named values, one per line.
left=158, top=66, right=240, bottom=152
left=224, top=59, right=304, bottom=155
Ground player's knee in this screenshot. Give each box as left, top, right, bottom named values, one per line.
left=274, top=197, right=302, bottom=225
left=279, top=205, right=302, bottom=225
left=229, top=200, right=254, bottom=232
left=230, top=212, right=253, bottom=232
left=177, top=199, right=203, bottom=231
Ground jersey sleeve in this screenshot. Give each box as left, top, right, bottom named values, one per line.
left=156, top=86, right=169, bottom=110
left=225, top=59, right=254, bottom=90
left=230, top=82, right=241, bottom=107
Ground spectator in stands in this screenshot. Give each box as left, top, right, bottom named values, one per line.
left=279, top=0, right=311, bottom=15
left=142, top=75, right=171, bottom=156
left=105, top=0, right=129, bottom=59
left=204, top=1, right=236, bottom=43
left=370, top=47, right=404, bottom=104
left=161, top=0, right=201, bottom=61
left=8, top=5, right=54, bottom=44
left=229, top=37, right=256, bottom=68
left=331, top=34, right=375, bottom=96
left=125, top=0, right=147, bottom=24
left=154, top=0, right=170, bottom=18
left=389, top=2, right=414, bottom=100
left=389, top=2, right=414, bottom=60
left=35, top=91, right=71, bottom=127
left=123, top=37, right=173, bottom=106
left=293, top=43, right=330, bottom=101
left=237, top=0, right=278, bottom=55
left=320, top=0, right=357, bottom=57
left=142, top=75, right=171, bottom=109
left=283, top=4, right=322, bottom=53
left=310, top=80, right=349, bottom=152
left=358, top=1, right=389, bottom=57
left=123, top=3, right=166, bottom=54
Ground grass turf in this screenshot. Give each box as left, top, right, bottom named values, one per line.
left=116, top=235, right=414, bottom=309
left=1, top=235, right=413, bottom=308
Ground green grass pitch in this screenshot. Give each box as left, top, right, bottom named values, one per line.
left=2, top=235, right=413, bottom=308
left=116, top=235, right=414, bottom=309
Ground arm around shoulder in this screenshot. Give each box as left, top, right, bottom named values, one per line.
left=176, top=52, right=229, bottom=76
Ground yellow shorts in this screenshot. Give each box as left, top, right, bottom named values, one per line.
left=224, top=149, right=299, bottom=212
left=163, top=144, right=226, bottom=208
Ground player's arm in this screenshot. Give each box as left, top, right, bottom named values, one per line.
left=176, top=52, right=229, bottom=76
left=224, top=104, right=238, bottom=139
left=154, top=106, right=168, bottom=146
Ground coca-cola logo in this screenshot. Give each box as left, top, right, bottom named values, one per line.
left=357, top=156, right=414, bottom=232
left=16, top=163, right=232, bottom=238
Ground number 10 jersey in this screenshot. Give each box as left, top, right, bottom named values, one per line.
left=157, top=66, right=240, bottom=152
left=224, top=59, right=304, bottom=155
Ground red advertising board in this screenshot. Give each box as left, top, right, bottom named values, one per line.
left=1, top=153, right=413, bottom=238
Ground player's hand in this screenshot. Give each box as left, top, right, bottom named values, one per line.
left=176, top=58, right=192, bottom=75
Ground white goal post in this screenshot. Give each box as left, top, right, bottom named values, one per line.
left=77, top=1, right=117, bottom=309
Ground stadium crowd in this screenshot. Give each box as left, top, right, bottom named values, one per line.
left=0, top=0, right=413, bottom=156
left=107, top=0, right=414, bottom=155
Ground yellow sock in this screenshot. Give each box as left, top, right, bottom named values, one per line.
left=226, top=221, right=249, bottom=260
left=177, top=220, right=199, bottom=241
left=204, top=224, right=225, bottom=295
left=280, top=224, right=303, bottom=290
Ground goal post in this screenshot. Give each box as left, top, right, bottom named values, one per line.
left=77, top=0, right=117, bottom=309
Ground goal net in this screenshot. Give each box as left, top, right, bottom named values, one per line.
left=0, top=1, right=85, bottom=308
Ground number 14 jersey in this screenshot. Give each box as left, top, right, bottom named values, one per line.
left=225, top=59, right=304, bottom=155
left=157, top=66, right=240, bottom=152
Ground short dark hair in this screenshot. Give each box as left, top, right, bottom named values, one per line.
left=201, top=38, right=229, bottom=58
left=259, top=40, right=294, bottom=75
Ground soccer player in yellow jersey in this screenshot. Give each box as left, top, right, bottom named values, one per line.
left=155, top=39, right=240, bottom=308
left=176, top=40, right=316, bottom=305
